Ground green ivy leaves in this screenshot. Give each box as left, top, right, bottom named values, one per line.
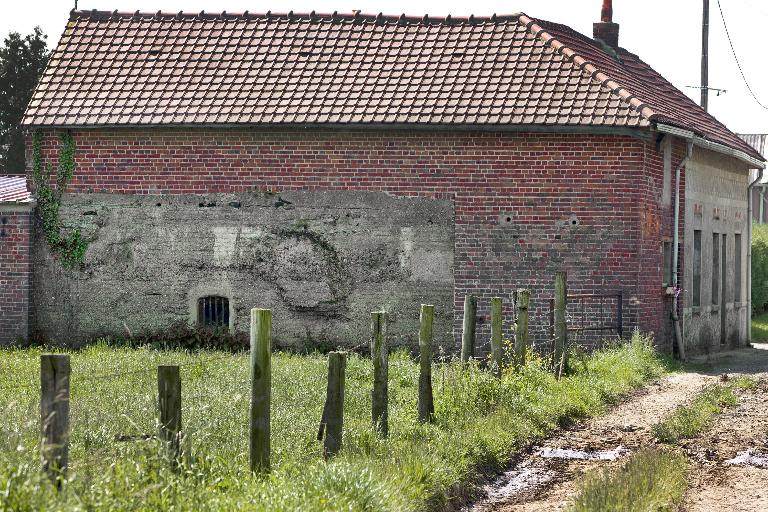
left=32, top=129, right=87, bottom=268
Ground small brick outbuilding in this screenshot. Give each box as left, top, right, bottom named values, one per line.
left=4, top=6, right=765, bottom=354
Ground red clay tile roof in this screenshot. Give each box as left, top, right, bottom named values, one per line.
left=22, top=9, right=762, bottom=161
left=0, top=176, right=32, bottom=203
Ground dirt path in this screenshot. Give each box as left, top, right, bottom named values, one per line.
left=467, top=344, right=768, bottom=512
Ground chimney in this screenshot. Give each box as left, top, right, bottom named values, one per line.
left=593, top=0, right=620, bottom=48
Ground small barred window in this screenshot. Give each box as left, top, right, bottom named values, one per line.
left=197, top=296, right=230, bottom=331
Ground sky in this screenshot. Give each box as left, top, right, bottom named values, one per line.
left=2, top=0, right=768, bottom=136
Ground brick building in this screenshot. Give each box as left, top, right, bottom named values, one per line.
left=3, top=4, right=764, bottom=354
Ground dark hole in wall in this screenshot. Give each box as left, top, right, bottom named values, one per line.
left=1, top=217, right=7, bottom=224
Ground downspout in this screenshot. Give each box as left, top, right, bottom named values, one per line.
left=672, top=141, right=694, bottom=360
left=747, top=169, right=764, bottom=345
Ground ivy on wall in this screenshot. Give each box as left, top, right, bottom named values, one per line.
left=31, top=129, right=87, bottom=267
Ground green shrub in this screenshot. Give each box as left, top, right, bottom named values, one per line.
left=752, top=224, right=768, bottom=315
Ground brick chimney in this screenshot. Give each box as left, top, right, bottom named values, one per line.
left=593, top=0, right=620, bottom=48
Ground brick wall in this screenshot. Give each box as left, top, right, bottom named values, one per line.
left=0, top=206, right=33, bottom=344
left=29, top=128, right=671, bottom=350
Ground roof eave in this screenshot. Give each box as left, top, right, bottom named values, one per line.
left=656, top=122, right=766, bottom=169
left=20, top=122, right=652, bottom=139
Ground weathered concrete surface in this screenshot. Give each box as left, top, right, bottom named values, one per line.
left=682, top=147, right=750, bottom=355
left=31, top=190, right=454, bottom=350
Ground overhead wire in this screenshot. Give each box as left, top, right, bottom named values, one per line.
left=716, top=0, right=768, bottom=110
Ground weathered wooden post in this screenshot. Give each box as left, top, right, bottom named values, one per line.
left=40, top=354, right=70, bottom=488
left=317, top=351, right=346, bottom=458
left=490, top=297, right=503, bottom=376
left=418, top=304, right=435, bottom=423
left=249, top=308, right=272, bottom=473
left=157, top=365, right=182, bottom=468
left=554, top=272, right=568, bottom=378
left=461, top=295, right=477, bottom=364
left=371, top=311, right=389, bottom=436
left=515, top=289, right=531, bottom=366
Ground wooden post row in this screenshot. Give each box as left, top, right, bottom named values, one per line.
left=40, top=354, right=70, bottom=488
left=371, top=311, right=389, bottom=437
left=250, top=308, right=272, bottom=473
left=461, top=295, right=477, bottom=364
left=318, top=351, right=346, bottom=458
left=553, top=271, right=568, bottom=378
left=490, top=297, right=503, bottom=376
left=418, top=304, right=435, bottom=423
left=157, top=365, right=182, bottom=468
left=515, top=289, right=530, bottom=366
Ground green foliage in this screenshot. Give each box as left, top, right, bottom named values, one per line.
left=653, top=377, right=752, bottom=443
left=0, top=28, right=49, bottom=174
left=0, top=334, right=667, bottom=511
left=752, top=311, right=768, bottom=341
left=569, top=448, right=687, bottom=512
left=752, top=224, right=768, bottom=315
left=31, top=129, right=87, bottom=267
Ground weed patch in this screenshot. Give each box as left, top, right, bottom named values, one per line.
left=653, top=377, right=753, bottom=443
left=569, top=447, right=687, bottom=512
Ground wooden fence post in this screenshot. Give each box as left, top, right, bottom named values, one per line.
left=40, top=354, right=70, bottom=488
left=554, top=272, right=568, bottom=378
left=418, top=304, right=435, bottom=423
left=490, top=297, right=503, bottom=376
left=249, top=308, right=272, bottom=473
left=461, top=295, right=477, bottom=364
left=515, top=290, right=530, bottom=366
left=371, top=311, right=389, bottom=437
left=318, top=351, right=346, bottom=458
left=157, top=365, right=182, bottom=468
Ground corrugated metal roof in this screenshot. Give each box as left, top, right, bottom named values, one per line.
left=738, top=134, right=767, bottom=158
left=0, top=176, right=32, bottom=203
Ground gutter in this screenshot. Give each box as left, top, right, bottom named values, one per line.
left=656, top=123, right=765, bottom=169
left=671, top=141, right=693, bottom=360
left=748, top=169, right=764, bottom=344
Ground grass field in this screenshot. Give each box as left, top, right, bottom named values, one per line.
left=0, top=334, right=668, bottom=511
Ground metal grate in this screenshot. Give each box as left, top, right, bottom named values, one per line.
left=197, top=296, right=230, bottom=331
left=548, top=292, right=623, bottom=348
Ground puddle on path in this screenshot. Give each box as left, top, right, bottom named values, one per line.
left=725, top=450, right=768, bottom=469
left=535, top=445, right=630, bottom=461
left=464, top=462, right=554, bottom=512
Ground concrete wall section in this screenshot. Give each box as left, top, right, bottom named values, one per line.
left=0, top=204, right=33, bottom=344
left=682, top=147, right=750, bottom=354
left=30, top=190, right=455, bottom=349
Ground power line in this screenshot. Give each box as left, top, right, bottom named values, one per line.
left=716, top=0, right=768, bottom=110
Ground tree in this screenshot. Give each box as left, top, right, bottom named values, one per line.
left=0, top=28, right=49, bottom=175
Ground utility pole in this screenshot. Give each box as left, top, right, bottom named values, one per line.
left=701, top=0, right=710, bottom=111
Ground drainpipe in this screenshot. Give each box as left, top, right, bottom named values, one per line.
left=747, top=169, right=764, bottom=345
left=671, top=141, right=694, bottom=360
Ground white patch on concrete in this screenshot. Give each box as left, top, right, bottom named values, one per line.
left=212, top=227, right=239, bottom=266
left=535, top=445, right=630, bottom=461
left=725, top=450, right=768, bottom=469
left=399, top=227, right=414, bottom=269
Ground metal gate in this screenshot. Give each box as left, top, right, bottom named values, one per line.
left=548, top=292, right=623, bottom=344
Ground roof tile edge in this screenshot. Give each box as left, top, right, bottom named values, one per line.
left=518, top=14, right=657, bottom=121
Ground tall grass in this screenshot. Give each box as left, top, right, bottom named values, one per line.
left=0, top=334, right=668, bottom=511
left=569, top=448, right=687, bottom=512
